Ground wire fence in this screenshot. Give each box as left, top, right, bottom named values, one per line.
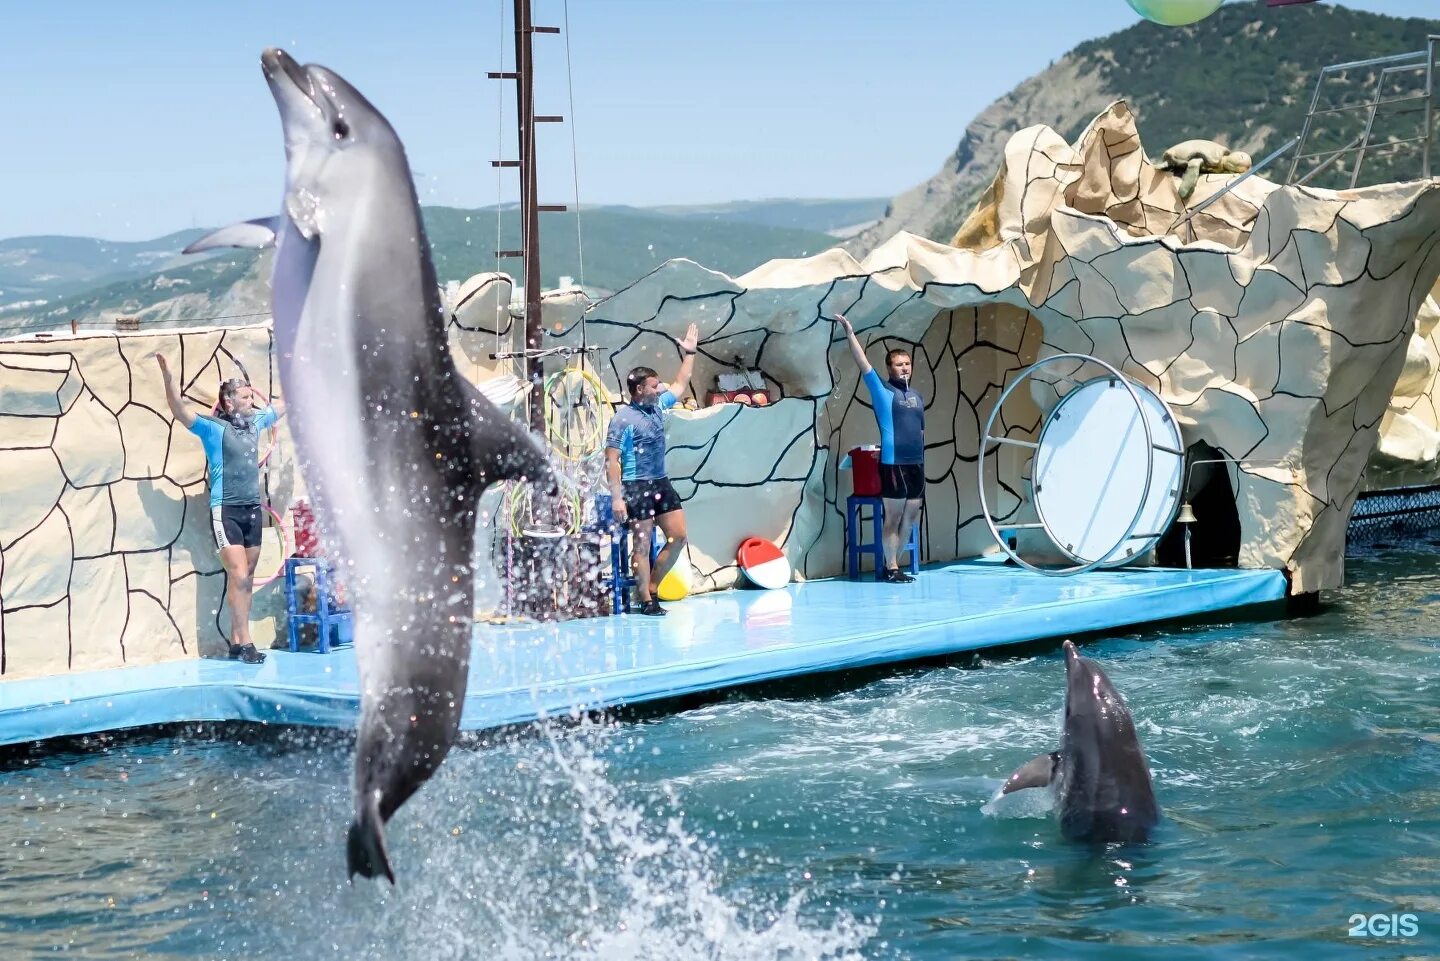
left=1348, top=483, right=1440, bottom=547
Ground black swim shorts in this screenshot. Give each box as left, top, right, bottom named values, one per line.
left=622, top=478, right=684, bottom=520
left=880, top=463, right=925, bottom=501
left=212, top=504, right=263, bottom=550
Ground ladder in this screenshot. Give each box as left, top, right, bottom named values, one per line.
left=1174, top=35, right=1440, bottom=234
left=1285, top=35, right=1440, bottom=187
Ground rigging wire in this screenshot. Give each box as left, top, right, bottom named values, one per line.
left=562, top=0, right=585, bottom=292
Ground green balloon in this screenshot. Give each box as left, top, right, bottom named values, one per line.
left=1125, top=0, right=1224, bottom=26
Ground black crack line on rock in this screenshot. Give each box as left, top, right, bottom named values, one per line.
left=57, top=503, right=75, bottom=670
left=1362, top=220, right=1440, bottom=285
left=110, top=334, right=135, bottom=410
left=1, top=596, right=67, bottom=615
left=129, top=586, right=187, bottom=655
left=1, top=473, right=67, bottom=553
left=181, top=342, right=223, bottom=397
left=1402, top=233, right=1440, bottom=316
left=700, top=295, right=747, bottom=343
left=594, top=288, right=739, bottom=337
left=700, top=474, right=811, bottom=491
left=106, top=484, right=119, bottom=555
left=120, top=551, right=131, bottom=663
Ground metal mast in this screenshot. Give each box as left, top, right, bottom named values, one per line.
left=491, top=0, right=566, bottom=431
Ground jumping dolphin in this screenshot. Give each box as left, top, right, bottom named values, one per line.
left=185, top=49, right=552, bottom=882
left=1001, top=640, right=1160, bottom=843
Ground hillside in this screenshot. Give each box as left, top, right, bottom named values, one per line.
left=0, top=205, right=842, bottom=333
left=850, top=0, right=1440, bottom=254
left=0, top=230, right=222, bottom=302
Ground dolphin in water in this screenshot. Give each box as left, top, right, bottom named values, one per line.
left=1001, top=640, right=1160, bottom=843
left=185, top=49, right=552, bottom=882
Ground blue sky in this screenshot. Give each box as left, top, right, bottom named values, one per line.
left=1, top=0, right=1434, bottom=240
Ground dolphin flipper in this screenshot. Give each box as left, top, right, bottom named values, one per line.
left=183, top=217, right=281, bottom=254
left=346, top=791, right=395, bottom=884
left=1002, top=751, right=1059, bottom=795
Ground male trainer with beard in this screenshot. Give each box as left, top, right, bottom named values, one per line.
left=834, top=313, right=925, bottom=582
left=606, top=323, right=700, bottom=615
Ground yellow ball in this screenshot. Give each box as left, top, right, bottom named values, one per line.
left=656, top=568, right=690, bottom=602
left=1124, top=0, right=1222, bottom=26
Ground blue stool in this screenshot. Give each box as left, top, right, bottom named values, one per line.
left=846, top=495, right=920, bottom=580
left=588, top=495, right=667, bottom=614
left=283, top=557, right=354, bottom=653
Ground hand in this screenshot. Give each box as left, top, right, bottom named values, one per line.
left=611, top=493, right=628, bottom=524
left=677, top=323, right=699, bottom=355
left=156, top=354, right=172, bottom=378
left=832, top=312, right=853, bottom=333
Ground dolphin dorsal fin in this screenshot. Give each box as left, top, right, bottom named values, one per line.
left=1001, top=751, right=1060, bottom=795
left=183, top=217, right=281, bottom=254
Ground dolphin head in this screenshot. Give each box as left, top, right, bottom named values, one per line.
left=1061, top=640, right=1133, bottom=735
left=261, top=48, right=404, bottom=240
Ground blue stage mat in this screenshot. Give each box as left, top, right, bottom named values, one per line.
left=0, top=561, right=1287, bottom=746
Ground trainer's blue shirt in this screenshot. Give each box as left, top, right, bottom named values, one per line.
left=862, top=369, right=925, bottom=465
left=606, top=391, right=678, bottom=481
left=189, top=406, right=278, bottom=509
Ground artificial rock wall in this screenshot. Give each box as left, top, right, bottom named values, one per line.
left=462, top=101, right=1440, bottom=596
left=0, top=328, right=297, bottom=678
left=8, top=100, right=1440, bottom=679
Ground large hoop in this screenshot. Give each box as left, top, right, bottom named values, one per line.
left=977, top=353, right=1180, bottom=577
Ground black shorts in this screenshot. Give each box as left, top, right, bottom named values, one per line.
left=212, top=504, right=263, bottom=550
left=880, top=463, right=925, bottom=501
left=622, top=478, right=684, bottom=520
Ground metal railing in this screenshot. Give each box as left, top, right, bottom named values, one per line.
left=1285, top=35, right=1440, bottom=187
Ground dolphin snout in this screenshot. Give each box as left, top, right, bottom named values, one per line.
left=1062, top=640, right=1078, bottom=663
left=261, top=47, right=312, bottom=98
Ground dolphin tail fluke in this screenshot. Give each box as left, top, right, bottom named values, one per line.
left=346, top=794, right=396, bottom=884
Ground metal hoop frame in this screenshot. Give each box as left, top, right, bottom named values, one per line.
left=977, top=353, right=1162, bottom=577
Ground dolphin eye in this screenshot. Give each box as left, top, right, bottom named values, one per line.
left=332, top=119, right=350, bottom=140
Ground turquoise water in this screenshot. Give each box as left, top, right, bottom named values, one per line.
left=2, top=550, right=1438, bottom=960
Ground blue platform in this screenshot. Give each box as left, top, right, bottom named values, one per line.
left=0, top=561, right=1287, bottom=747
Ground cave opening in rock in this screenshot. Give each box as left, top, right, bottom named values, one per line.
left=1156, top=441, right=1241, bottom=568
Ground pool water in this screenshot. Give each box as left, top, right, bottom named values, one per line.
left=2, top=549, right=1438, bottom=960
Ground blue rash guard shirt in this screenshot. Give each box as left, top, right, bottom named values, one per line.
left=862, top=368, right=925, bottom=466
left=605, top=391, right=678, bottom=480
left=189, top=406, right=278, bottom=508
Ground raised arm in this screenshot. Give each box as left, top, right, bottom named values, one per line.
left=666, top=323, right=700, bottom=400
left=833, top=313, right=872, bottom=374
left=156, top=355, right=196, bottom=428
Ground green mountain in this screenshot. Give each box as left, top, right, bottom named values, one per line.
left=424, top=204, right=839, bottom=292
left=0, top=230, right=217, bottom=301
left=0, top=206, right=841, bottom=332
left=629, top=197, right=888, bottom=233
left=852, top=0, right=1440, bottom=253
